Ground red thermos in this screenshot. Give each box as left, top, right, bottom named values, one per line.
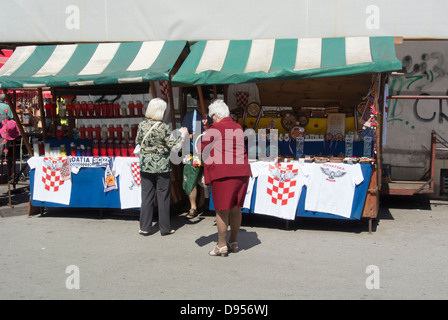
left=136, top=100, right=144, bottom=116
left=79, top=125, right=86, bottom=140
left=100, top=140, right=107, bottom=157
left=115, top=124, right=123, bottom=140
left=87, top=125, right=94, bottom=140
left=92, top=140, right=99, bottom=157
left=108, top=125, right=115, bottom=140
left=94, top=102, right=101, bottom=117
left=120, top=141, right=128, bottom=157
left=74, top=101, right=81, bottom=117
left=128, top=141, right=136, bottom=157
left=94, top=125, right=101, bottom=140
left=128, top=101, right=135, bottom=116
left=101, top=102, right=107, bottom=117
left=107, top=140, right=114, bottom=157
left=66, top=103, right=74, bottom=117
left=87, top=101, right=94, bottom=117
left=113, top=103, right=120, bottom=117
left=80, top=101, right=87, bottom=117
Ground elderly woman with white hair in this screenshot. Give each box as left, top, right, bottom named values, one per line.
left=136, top=98, right=188, bottom=236
left=199, top=100, right=252, bottom=256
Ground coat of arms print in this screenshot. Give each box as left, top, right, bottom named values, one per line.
left=266, top=163, right=299, bottom=205
left=41, top=157, right=68, bottom=192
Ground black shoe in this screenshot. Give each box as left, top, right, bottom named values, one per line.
left=161, top=229, right=175, bottom=236
left=186, top=209, right=199, bottom=219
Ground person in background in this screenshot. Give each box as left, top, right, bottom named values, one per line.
left=199, top=100, right=252, bottom=256
left=137, top=98, right=188, bottom=236
left=0, top=94, right=13, bottom=122
left=181, top=90, right=212, bottom=219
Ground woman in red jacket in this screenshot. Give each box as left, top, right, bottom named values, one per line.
left=199, top=100, right=252, bottom=257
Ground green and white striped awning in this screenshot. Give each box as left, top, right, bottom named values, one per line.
left=0, top=41, right=187, bottom=89
left=172, top=37, right=402, bottom=85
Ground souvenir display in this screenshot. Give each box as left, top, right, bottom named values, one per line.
left=247, top=101, right=261, bottom=117
left=298, top=114, right=309, bottom=126
left=290, top=124, right=305, bottom=140
left=281, top=112, right=298, bottom=131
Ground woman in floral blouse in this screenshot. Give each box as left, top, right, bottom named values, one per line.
left=136, top=98, right=188, bottom=236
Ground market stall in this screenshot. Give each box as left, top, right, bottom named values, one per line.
left=0, top=40, right=189, bottom=213
left=172, top=37, right=403, bottom=232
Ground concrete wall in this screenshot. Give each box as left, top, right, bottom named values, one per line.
left=384, top=40, right=448, bottom=197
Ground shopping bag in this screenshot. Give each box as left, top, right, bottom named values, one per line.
left=133, top=144, right=141, bottom=155
left=182, top=161, right=202, bottom=195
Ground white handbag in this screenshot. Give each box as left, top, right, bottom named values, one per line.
left=134, top=122, right=160, bottom=155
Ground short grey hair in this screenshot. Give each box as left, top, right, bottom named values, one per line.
left=208, top=100, right=230, bottom=119
left=145, top=98, right=166, bottom=121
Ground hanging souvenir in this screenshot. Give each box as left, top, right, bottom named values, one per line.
left=247, top=100, right=261, bottom=117
left=281, top=112, right=298, bottom=131
left=290, top=123, right=305, bottom=140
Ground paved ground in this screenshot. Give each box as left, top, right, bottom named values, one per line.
left=1, top=184, right=448, bottom=302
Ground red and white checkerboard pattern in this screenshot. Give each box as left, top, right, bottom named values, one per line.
left=236, top=91, right=249, bottom=109
left=266, top=164, right=299, bottom=206
left=159, top=81, right=169, bottom=102
left=131, top=162, right=141, bottom=186
left=41, top=157, right=65, bottom=192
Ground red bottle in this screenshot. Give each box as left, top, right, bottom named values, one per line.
left=101, top=102, right=107, bottom=117
left=128, top=141, right=136, bottom=157
left=128, top=101, right=135, bottom=116
left=107, top=102, right=113, bottom=117
left=79, top=125, right=86, bottom=140
left=108, top=125, right=115, bottom=140
left=87, top=101, right=95, bottom=117
left=120, top=141, right=128, bottom=157
left=114, top=140, right=121, bottom=157
left=94, top=102, right=101, bottom=117
left=136, top=100, right=144, bottom=116
left=107, top=140, right=114, bottom=157
left=66, top=103, right=74, bottom=117
left=92, top=140, right=99, bottom=157
left=74, top=101, right=81, bottom=117
left=80, top=101, right=87, bottom=117
left=87, top=125, right=94, bottom=140
left=131, top=124, right=138, bottom=140
left=99, top=140, right=107, bottom=157
left=70, top=143, right=77, bottom=157
left=94, top=125, right=101, bottom=140
left=113, top=103, right=120, bottom=117
left=115, top=124, right=123, bottom=140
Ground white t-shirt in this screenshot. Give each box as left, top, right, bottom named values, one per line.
left=253, top=162, right=308, bottom=220
left=28, top=157, right=72, bottom=205
left=243, top=161, right=270, bottom=210
left=113, top=157, right=142, bottom=209
left=304, top=162, right=364, bottom=218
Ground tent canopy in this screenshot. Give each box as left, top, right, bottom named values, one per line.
left=0, top=41, right=187, bottom=89
left=172, top=37, right=402, bottom=86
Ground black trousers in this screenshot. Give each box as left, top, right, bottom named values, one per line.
left=140, top=171, right=172, bottom=234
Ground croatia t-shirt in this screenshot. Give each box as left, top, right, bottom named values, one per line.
left=113, top=157, right=142, bottom=209
left=28, top=157, right=72, bottom=205
left=253, top=162, right=308, bottom=220
left=304, top=162, right=364, bottom=218
left=243, top=161, right=270, bottom=210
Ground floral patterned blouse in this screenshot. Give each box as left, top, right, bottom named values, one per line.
left=135, top=119, right=182, bottom=173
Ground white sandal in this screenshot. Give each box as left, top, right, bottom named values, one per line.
left=227, top=242, right=239, bottom=253
left=209, top=245, right=228, bottom=257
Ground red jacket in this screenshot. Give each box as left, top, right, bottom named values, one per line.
left=199, top=117, right=252, bottom=184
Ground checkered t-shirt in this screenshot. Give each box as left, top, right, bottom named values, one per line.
left=28, top=157, right=72, bottom=205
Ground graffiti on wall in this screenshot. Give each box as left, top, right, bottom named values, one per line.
left=388, top=51, right=448, bottom=130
